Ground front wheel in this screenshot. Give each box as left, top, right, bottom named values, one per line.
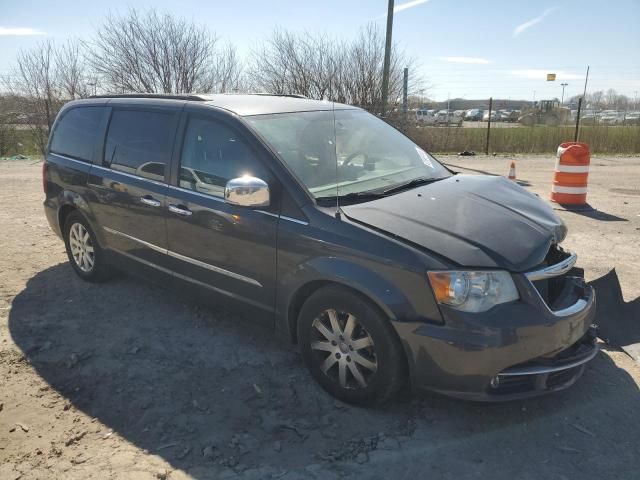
left=297, top=286, right=406, bottom=405
left=63, top=210, right=113, bottom=282
left=545, top=115, right=560, bottom=127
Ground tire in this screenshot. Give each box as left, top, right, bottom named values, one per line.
left=297, top=286, right=406, bottom=405
left=545, top=115, right=559, bottom=127
left=521, top=116, right=535, bottom=127
left=63, top=210, right=113, bottom=282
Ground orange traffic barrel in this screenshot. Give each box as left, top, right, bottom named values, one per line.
left=550, top=142, right=590, bottom=205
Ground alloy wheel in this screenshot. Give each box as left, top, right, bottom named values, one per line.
left=310, top=309, right=377, bottom=389
left=69, top=222, right=95, bottom=273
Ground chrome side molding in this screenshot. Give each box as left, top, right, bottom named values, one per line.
left=102, top=226, right=262, bottom=287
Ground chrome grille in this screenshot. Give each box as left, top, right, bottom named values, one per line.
left=526, top=245, right=576, bottom=308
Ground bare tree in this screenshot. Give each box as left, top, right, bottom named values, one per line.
left=249, top=29, right=343, bottom=99
left=56, top=40, right=92, bottom=99
left=5, top=39, right=92, bottom=155
left=88, top=9, right=242, bottom=94
left=7, top=41, right=59, bottom=155
left=209, top=44, right=245, bottom=93
left=572, top=89, right=633, bottom=111
left=249, top=24, right=426, bottom=114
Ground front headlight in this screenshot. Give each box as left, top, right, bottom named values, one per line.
left=427, top=270, right=519, bottom=313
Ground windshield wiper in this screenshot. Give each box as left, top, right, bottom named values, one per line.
left=382, top=177, right=446, bottom=195
left=316, top=191, right=386, bottom=204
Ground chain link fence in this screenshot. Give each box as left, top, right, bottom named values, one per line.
left=388, top=100, right=640, bottom=155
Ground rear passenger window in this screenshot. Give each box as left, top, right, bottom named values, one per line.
left=105, top=110, right=175, bottom=182
left=50, top=107, right=106, bottom=162
left=179, top=117, right=266, bottom=197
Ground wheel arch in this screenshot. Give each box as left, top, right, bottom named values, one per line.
left=58, top=203, right=78, bottom=233
left=56, top=191, right=104, bottom=246
left=279, top=257, right=411, bottom=345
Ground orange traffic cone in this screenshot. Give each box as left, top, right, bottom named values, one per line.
left=507, top=161, right=516, bottom=181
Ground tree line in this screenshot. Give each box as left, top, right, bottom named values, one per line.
left=567, top=90, right=638, bottom=111
left=1, top=9, right=422, bottom=155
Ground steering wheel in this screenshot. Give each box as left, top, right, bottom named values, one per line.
left=342, top=152, right=368, bottom=166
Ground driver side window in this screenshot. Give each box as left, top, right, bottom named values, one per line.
left=179, top=117, right=266, bottom=198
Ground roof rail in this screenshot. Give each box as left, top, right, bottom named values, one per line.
left=89, top=93, right=211, bottom=101
left=251, top=92, right=308, bottom=99
left=89, top=92, right=310, bottom=101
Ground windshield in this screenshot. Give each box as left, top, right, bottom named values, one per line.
left=246, top=109, right=450, bottom=200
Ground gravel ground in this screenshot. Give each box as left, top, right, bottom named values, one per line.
left=1, top=156, right=639, bottom=480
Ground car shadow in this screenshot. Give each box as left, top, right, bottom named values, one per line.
left=555, top=204, right=628, bottom=222
left=8, top=263, right=640, bottom=478
left=590, top=268, right=640, bottom=361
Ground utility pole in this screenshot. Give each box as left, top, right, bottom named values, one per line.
left=485, top=97, right=493, bottom=155
left=582, top=65, right=590, bottom=99
left=381, top=0, right=395, bottom=116
left=402, top=68, right=408, bottom=114
left=574, top=97, right=582, bottom=142
left=575, top=65, right=590, bottom=141
left=561, top=83, right=568, bottom=104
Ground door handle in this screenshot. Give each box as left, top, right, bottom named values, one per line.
left=168, top=204, right=193, bottom=216
left=140, top=196, right=161, bottom=207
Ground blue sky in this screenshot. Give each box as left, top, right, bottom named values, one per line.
left=1, top=0, right=639, bottom=101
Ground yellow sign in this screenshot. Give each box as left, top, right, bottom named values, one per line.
left=547, top=73, right=556, bottom=81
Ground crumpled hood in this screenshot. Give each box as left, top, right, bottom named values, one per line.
left=342, top=174, right=566, bottom=272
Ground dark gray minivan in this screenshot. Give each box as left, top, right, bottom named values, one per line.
left=43, top=94, right=597, bottom=404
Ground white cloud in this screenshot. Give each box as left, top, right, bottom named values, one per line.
left=377, top=0, right=430, bottom=18
left=394, top=0, right=430, bottom=14
left=510, top=69, right=584, bottom=80
left=439, top=56, right=492, bottom=64
left=0, top=27, right=45, bottom=36
left=513, top=7, right=558, bottom=37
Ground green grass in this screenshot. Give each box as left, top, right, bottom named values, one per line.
left=405, top=125, right=640, bottom=155
left=0, top=128, right=42, bottom=157
left=2, top=124, right=639, bottom=159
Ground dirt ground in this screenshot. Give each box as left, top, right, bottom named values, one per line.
left=1, top=156, right=639, bottom=480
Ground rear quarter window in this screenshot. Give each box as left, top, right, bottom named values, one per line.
left=50, top=107, right=107, bottom=162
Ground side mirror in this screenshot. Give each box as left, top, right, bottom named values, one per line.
left=224, top=176, right=270, bottom=208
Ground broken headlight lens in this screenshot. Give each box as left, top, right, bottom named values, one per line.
left=427, top=270, right=519, bottom=313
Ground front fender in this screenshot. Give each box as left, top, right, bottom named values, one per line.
left=277, top=256, right=432, bottom=342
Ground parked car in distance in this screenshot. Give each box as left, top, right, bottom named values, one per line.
left=464, top=109, right=484, bottom=121
left=434, top=109, right=463, bottom=126
left=416, top=108, right=436, bottom=125
left=501, top=110, right=520, bottom=122
left=482, top=110, right=500, bottom=122
left=624, top=112, right=640, bottom=124
left=44, top=93, right=598, bottom=405
left=580, top=111, right=600, bottom=125
left=599, top=110, right=623, bottom=125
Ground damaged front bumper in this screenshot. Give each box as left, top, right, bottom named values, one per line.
left=488, top=325, right=598, bottom=398
left=396, top=248, right=598, bottom=401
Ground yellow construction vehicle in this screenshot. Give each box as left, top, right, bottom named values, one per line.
left=518, top=100, right=570, bottom=127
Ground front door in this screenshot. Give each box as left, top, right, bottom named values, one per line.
left=165, top=113, right=278, bottom=317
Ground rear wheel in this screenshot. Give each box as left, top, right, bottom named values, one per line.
left=545, top=115, right=560, bottom=127
left=63, top=211, right=112, bottom=282
left=297, top=286, right=406, bottom=405
left=521, top=115, right=535, bottom=126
